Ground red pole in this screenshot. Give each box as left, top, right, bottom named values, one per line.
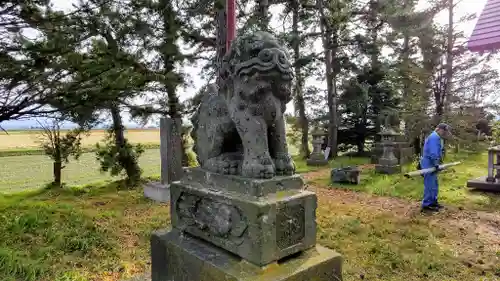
left=226, top=0, right=236, bottom=51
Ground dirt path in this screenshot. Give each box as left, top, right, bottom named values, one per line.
left=302, top=168, right=500, bottom=273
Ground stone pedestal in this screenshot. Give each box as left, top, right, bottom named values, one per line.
left=151, top=168, right=342, bottom=281
left=467, top=176, right=500, bottom=192
left=151, top=229, right=342, bottom=281
left=467, top=146, right=500, bottom=192
left=144, top=182, right=170, bottom=203
left=307, top=129, right=328, bottom=166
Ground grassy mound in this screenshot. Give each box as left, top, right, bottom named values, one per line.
left=0, top=182, right=168, bottom=281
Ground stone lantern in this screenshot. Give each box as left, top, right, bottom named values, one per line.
left=375, top=125, right=401, bottom=174
left=307, top=127, right=328, bottom=166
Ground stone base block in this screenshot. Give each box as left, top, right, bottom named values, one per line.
left=306, top=158, right=329, bottom=166
left=331, top=167, right=360, bottom=185
left=144, top=182, right=170, bottom=203
left=170, top=179, right=317, bottom=266
left=375, top=164, right=401, bottom=174
left=371, top=143, right=413, bottom=165
left=183, top=168, right=304, bottom=197
left=467, top=177, right=500, bottom=192
left=151, top=229, right=342, bottom=281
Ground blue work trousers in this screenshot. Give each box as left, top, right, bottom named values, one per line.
left=422, top=172, right=439, bottom=207
left=420, top=156, right=440, bottom=207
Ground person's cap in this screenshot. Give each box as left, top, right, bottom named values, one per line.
left=437, top=123, right=451, bottom=131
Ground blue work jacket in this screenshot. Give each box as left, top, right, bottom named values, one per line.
left=420, top=131, right=443, bottom=169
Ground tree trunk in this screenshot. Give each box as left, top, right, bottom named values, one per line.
left=318, top=0, right=338, bottom=158
left=401, top=0, right=412, bottom=138
left=160, top=0, right=182, bottom=118
left=356, top=118, right=367, bottom=153
left=368, top=0, right=383, bottom=134
left=110, top=103, right=140, bottom=182
left=419, top=27, right=435, bottom=132
left=257, top=0, right=269, bottom=30
left=292, top=0, right=310, bottom=159
left=436, top=0, right=454, bottom=123
left=53, top=161, right=62, bottom=186
left=53, top=137, right=62, bottom=186
left=328, top=35, right=339, bottom=158
left=110, top=104, right=126, bottom=151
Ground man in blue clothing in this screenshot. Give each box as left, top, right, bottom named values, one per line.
left=420, top=123, right=452, bottom=212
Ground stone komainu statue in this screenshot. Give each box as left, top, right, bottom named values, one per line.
left=191, top=31, right=295, bottom=179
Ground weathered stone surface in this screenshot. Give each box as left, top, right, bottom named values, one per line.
left=374, top=127, right=401, bottom=175
left=169, top=178, right=317, bottom=266
left=160, top=117, right=184, bottom=185
left=306, top=159, right=329, bottom=166
left=375, top=164, right=401, bottom=174
left=371, top=115, right=413, bottom=165
left=370, top=142, right=413, bottom=165
left=307, top=129, right=328, bottom=167
left=467, top=176, right=500, bottom=192
left=191, top=31, right=295, bottom=179
left=331, top=167, right=360, bottom=185
left=183, top=167, right=304, bottom=197
left=151, top=228, right=342, bottom=281
left=466, top=147, right=500, bottom=192
left=144, top=181, right=170, bottom=203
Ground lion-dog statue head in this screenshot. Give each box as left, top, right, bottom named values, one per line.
left=219, top=31, right=294, bottom=116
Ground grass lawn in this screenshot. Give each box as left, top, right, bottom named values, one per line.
left=309, top=151, right=500, bottom=211
left=0, top=175, right=498, bottom=281
left=0, top=149, right=162, bottom=193
left=0, top=183, right=169, bottom=281
left=0, top=149, right=499, bottom=281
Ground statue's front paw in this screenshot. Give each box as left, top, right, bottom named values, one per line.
left=274, top=153, right=295, bottom=176
left=241, top=155, right=275, bottom=179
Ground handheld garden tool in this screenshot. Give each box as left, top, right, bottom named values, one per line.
left=404, top=161, right=462, bottom=178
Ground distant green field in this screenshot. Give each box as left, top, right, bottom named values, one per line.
left=0, top=127, right=302, bottom=192
left=0, top=149, right=161, bottom=193
left=0, top=129, right=160, bottom=151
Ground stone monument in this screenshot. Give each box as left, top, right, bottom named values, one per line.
left=307, top=128, right=329, bottom=166
left=151, top=31, right=342, bottom=281
left=375, top=117, right=401, bottom=174
left=467, top=145, right=500, bottom=192
left=144, top=117, right=184, bottom=203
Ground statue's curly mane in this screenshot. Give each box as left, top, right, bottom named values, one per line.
left=218, top=31, right=293, bottom=101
